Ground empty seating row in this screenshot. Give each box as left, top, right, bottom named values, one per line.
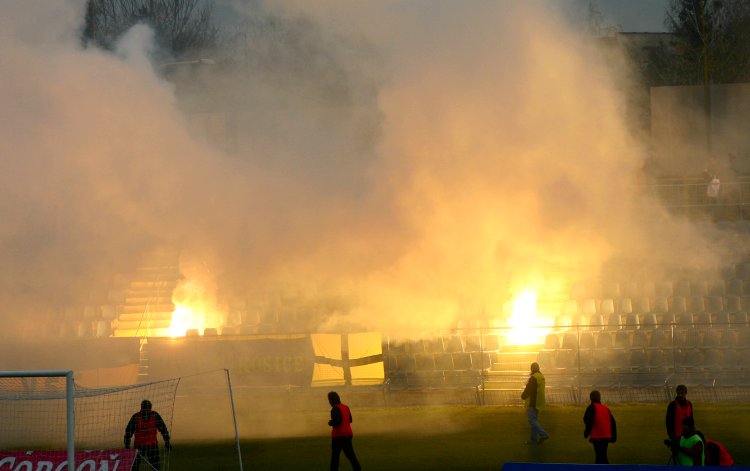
left=385, top=352, right=493, bottom=373
left=545, top=327, right=750, bottom=351
left=561, top=295, right=750, bottom=318
left=386, top=334, right=501, bottom=354
left=540, top=347, right=750, bottom=372
left=556, top=310, right=749, bottom=331
left=569, top=271, right=750, bottom=300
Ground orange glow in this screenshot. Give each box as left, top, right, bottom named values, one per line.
left=169, top=277, right=221, bottom=337
left=504, top=288, right=551, bottom=345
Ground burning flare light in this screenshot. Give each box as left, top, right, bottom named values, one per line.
left=504, top=288, right=551, bottom=345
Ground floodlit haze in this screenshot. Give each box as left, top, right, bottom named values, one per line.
left=0, top=0, right=741, bottom=338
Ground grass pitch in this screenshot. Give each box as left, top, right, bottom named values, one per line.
left=170, top=404, right=750, bottom=470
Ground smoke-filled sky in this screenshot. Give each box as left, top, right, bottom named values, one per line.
left=0, top=0, right=742, bottom=336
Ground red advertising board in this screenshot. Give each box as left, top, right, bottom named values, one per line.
left=0, top=449, right=136, bottom=470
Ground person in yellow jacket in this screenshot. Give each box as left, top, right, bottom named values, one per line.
left=677, top=417, right=704, bottom=466
left=520, top=362, right=550, bottom=445
left=583, top=390, right=617, bottom=464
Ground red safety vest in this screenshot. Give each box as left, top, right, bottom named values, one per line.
left=706, top=440, right=734, bottom=466
left=331, top=404, right=353, bottom=438
left=589, top=403, right=613, bottom=440
left=134, top=413, right=158, bottom=446
left=673, top=401, right=692, bottom=438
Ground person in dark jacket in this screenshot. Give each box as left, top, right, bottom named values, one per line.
left=583, top=390, right=617, bottom=464
left=328, top=391, right=361, bottom=471
left=520, top=362, right=549, bottom=445
left=666, top=384, right=693, bottom=441
left=124, top=399, right=171, bottom=471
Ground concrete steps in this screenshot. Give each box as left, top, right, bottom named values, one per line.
left=112, top=247, right=182, bottom=338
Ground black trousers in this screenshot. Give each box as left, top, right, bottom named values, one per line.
left=331, top=436, right=361, bottom=471
left=132, top=445, right=161, bottom=470
left=591, top=439, right=610, bottom=464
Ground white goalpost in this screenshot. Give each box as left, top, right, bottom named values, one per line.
left=0, top=370, right=180, bottom=470
left=0, top=370, right=75, bottom=468
left=1, top=369, right=244, bottom=471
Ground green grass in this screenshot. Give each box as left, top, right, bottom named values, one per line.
left=169, top=404, right=750, bottom=470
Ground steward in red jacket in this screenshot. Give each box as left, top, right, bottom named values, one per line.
left=666, top=384, right=693, bottom=440
left=328, top=391, right=361, bottom=471
left=583, top=390, right=617, bottom=464
left=124, top=400, right=171, bottom=471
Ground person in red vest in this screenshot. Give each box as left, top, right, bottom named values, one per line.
left=697, top=431, right=735, bottom=466
left=666, top=384, right=693, bottom=442
left=328, top=391, right=362, bottom=471
left=583, top=390, right=617, bottom=464
left=124, top=399, right=171, bottom=471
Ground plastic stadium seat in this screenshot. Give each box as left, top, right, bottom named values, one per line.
left=648, top=330, right=672, bottom=349
left=396, top=354, right=417, bottom=373
left=602, top=282, right=621, bottom=298
left=451, top=352, right=472, bottom=370
left=614, top=330, right=631, bottom=348
left=701, top=329, right=722, bottom=348
left=720, top=330, right=738, bottom=348
left=556, top=349, right=577, bottom=369
left=705, top=296, right=724, bottom=313
left=712, top=311, right=731, bottom=328
left=620, top=281, right=639, bottom=298
left=605, top=313, right=621, bottom=331
left=571, top=315, right=589, bottom=331
left=631, top=330, right=648, bottom=348
left=415, top=353, right=436, bottom=371
left=639, top=313, right=659, bottom=330
left=630, top=348, right=648, bottom=369
left=674, top=280, right=691, bottom=297
left=435, top=353, right=454, bottom=371
left=730, top=312, right=749, bottom=328
left=543, top=333, right=560, bottom=350
left=588, top=314, right=605, bottom=331
left=442, top=335, right=464, bottom=353
left=639, top=281, right=656, bottom=298
left=725, top=295, right=743, bottom=313
left=737, top=261, right=750, bottom=280
left=727, top=278, right=744, bottom=296
left=600, top=298, right=615, bottom=316
left=470, top=352, right=493, bottom=370
left=579, top=331, right=596, bottom=349
left=619, top=297, right=633, bottom=314
left=674, top=312, right=693, bottom=327
left=561, top=299, right=579, bottom=317
left=537, top=349, right=556, bottom=369
left=633, top=296, right=652, bottom=314
left=622, top=313, right=640, bottom=330
left=678, top=349, right=703, bottom=370
left=596, top=331, right=613, bottom=349
left=646, top=349, right=671, bottom=370
left=708, top=280, right=726, bottom=297
left=670, top=297, right=687, bottom=314
left=688, top=296, right=706, bottom=313
left=580, top=298, right=597, bottom=316
left=703, top=349, right=724, bottom=370
left=691, top=280, right=709, bottom=297
left=655, top=281, right=674, bottom=297
left=651, top=297, right=669, bottom=314
left=693, top=312, right=711, bottom=327
left=679, top=329, right=701, bottom=348
left=422, top=337, right=445, bottom=353
left=561, top=332, right=579, bottom=350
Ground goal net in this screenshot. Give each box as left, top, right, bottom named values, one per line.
left=0, top=370, right=179, bottom=469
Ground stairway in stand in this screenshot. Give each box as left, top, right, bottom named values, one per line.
left=112, top=248, right=182, bottom=338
